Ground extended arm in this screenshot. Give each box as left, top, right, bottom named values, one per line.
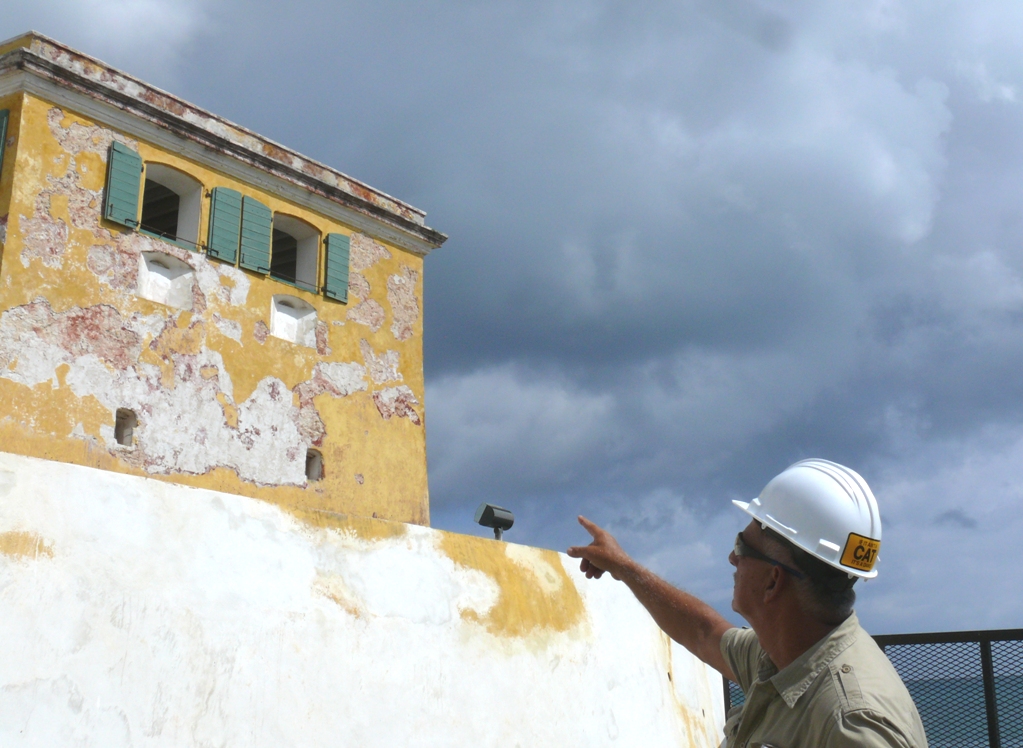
left=566, top=515, right=737, bottom=681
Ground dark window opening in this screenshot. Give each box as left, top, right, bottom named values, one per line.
left=140, top=180, right=180, bottom=239
left=270, top=214, right=319, bottom=292
left=271, top=228, right=299, bottom=284
left=306, top=449, right=323, bottom=482
left=115, top=408, right=137, bottom=447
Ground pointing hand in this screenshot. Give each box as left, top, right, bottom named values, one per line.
left=566, top=516, right=634, bottom=581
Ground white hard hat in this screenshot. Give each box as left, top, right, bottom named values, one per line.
left=733, top=459, right=882, bottom=579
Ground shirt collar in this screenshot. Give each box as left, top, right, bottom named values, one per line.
left=765, top=612, right=861, bottom=708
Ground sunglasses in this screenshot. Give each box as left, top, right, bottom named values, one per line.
left=734, top=532, right=805, bottom=579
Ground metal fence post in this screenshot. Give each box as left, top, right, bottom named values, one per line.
left=980, top=638, right=1001, bottom=748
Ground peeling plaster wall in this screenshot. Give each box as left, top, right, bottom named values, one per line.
left=0, top=94, right=430, bottom=524
left=0, top=451, right=726, bottom=747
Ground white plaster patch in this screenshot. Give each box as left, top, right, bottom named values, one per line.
left=216, top=265, right=250, bottom=306
left=316, top=362, right=368, bottom=397
left=98, top=422, right=118, bottom=449
left=387, top=266, right=420, bottom=342
left=125, top=313, right=167, bottom=342
left=194, top=262, right=250, bottom=307
left=0, top=302, right=141, bottom=389
left=346, top=298, right=385, bottom=332
left=47, top=106, right=137, bottom=157
left=314, top=529, right=499, bottom=625
left=198, top=347, right=233, bottom=401
left=19, top=197, right=69, bottom=269
left=373, top=385, right=421, bottom=425
left=65, top=360, right=301, bottom=483
left=360, top=339, right=402, bottom=384
left=88, top=242, right=137, bottom=291
left=46, top=165, right=106, bottom=234
left=348, top=272, right=370, bottom=301
left=350, top=232, right=392, bottom=271
left=212, top=314, right=242, bottom=343
left=1, top=335, right=68, bottom=386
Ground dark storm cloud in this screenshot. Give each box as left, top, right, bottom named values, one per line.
left=7, top=0, right=1023, bottom=631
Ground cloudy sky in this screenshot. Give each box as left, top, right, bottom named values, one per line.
left=7, top=1, right=1023, bottom=635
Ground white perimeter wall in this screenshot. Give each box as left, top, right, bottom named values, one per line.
left=0, top=452, right=725, bottom=747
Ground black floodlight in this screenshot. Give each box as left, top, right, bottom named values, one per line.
left=475, top=502, right=514, bottom=540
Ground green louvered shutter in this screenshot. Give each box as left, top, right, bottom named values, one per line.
left=239, top=196, right=272, bottom=273
left=103, top=141, right=142, bottom=227
left=0, top=110, right=9, bottom=180
left=206, top=187, right=242, bottom=262
left=324, top=233, right=350, bottom=302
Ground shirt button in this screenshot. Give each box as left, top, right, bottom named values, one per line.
left=841, top=664, right=852, bottom=673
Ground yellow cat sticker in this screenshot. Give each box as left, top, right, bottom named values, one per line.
left=841, top=533, right=880, bottom=571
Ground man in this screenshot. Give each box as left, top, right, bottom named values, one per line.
left=567, top=458, right=927, bottom=748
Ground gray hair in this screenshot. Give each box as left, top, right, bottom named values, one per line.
left=762, top=527, right=857, bottom=625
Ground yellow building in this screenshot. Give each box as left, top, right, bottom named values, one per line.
left=0, top=32, right=446, bottom=525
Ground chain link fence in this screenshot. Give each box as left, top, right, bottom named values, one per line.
left=722, top=628, right=1023, bottom=748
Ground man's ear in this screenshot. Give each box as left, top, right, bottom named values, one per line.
left=762, top=566, right=787, bottom=603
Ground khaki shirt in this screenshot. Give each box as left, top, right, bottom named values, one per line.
left=720, top=614, right=928, bottom=748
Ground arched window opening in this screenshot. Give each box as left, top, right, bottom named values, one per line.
left=114, top=408, right=137, bottom=447
left=306, top=449, right=323, bottom=482
left=139, top=163, right=202, bottom=247
left=270, top=214, right=319, bottom=292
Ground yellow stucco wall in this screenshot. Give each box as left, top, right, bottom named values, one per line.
left=0, top=92, right=431, bottom=524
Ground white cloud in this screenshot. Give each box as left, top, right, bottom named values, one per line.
left=956, top=60, right=1017, bottom=104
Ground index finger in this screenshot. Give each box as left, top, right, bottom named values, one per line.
left=577, top=515, right=603, bottom=539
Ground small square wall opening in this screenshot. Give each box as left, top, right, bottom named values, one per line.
left=270, top=294, right=318, bottom=347
left=139, top=252, right=194, bottom=310
left=114, top=408, right=137, bottom=447
left=306, top=449, right=323, bottom=482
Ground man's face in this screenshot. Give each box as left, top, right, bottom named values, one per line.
left=728, top=520, right=774, bottom=621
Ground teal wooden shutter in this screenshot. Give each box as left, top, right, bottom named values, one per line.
left=324, top=233, right=350, bottom=302
left=103, top=141, right=142, bottom=227
left=206, top=187, right=242, bottom=262
left=239, top=196, right=271, bottom=273
left=0, top=110, right=9, bottom=180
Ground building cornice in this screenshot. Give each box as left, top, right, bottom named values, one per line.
left=0, top=32, right=447, bottom=256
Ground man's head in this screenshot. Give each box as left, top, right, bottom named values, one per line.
left=729, top=459, right=879, bottom=626
left=729, top=520, right=858, bottom=626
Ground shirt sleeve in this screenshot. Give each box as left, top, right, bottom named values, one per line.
left=720, top=626, right=761, bottom=694
left=823, top=709, right=917, bottom=748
